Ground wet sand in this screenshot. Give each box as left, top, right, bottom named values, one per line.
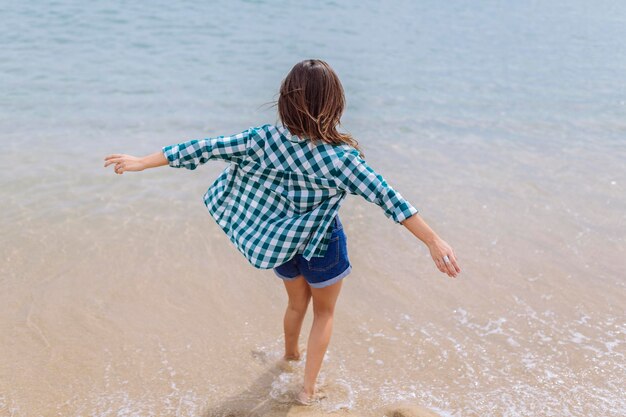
left=1, top=129, right=624, bottom=416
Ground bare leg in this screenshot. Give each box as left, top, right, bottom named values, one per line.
left=302, top=279, right=343, bottom=398
left=282, top=276, right=311, bottom=360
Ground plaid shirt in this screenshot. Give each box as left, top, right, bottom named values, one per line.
left=162, top=124, right=418, bottom=269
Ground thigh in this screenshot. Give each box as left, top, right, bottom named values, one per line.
left=283, top=275, right=312, bottom=307
left=310, top=278, right=343, bottom=315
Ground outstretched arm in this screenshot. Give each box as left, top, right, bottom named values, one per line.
left=103, top=151, right=167, bottom=174
left=104, top=126, right=255, bottom=174
left=337, top=149, right=461, bottom=278
left=401, top=213, right=461, bottom=278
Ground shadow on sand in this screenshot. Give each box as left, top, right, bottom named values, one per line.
left=204, top=358, right=300, bottom=417
left=203, top=352, right=442, bottom=417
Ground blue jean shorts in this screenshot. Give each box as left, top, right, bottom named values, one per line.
left=273, top=215, right=351, bottom=288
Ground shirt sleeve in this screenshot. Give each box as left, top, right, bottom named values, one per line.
left=335, top=149, right=418, bottom=224
left=161, top=127, right=255, bottom=170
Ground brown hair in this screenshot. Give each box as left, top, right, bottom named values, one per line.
left=276, top=59, right=364, bottom=158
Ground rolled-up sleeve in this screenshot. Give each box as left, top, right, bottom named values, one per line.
left=336, top=150, right=418, bottom=224
left=162, top=127, right=255, bottom=170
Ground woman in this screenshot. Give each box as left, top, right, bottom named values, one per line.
left=104, top=59, right=461, bottom=405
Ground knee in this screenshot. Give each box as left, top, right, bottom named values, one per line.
left=287, top=298, right=310, bottom=316
left=312, top=305, right=335, bottom=320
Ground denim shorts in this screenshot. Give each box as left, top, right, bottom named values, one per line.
left=273, top=215, right=351, bottom=288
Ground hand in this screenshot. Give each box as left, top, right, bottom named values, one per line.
left=103, top=154, right=145, bottom=175
left=427, top=237, right=461, bottom=278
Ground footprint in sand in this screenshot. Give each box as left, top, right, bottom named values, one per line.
left=251, top=349, right=270, bottom=364
left=251, top=346, right=307, bottom=366
left=380, top=404, right=442, bottom=417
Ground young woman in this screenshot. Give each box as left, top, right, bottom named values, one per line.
left=104, top=59, right=461, bottom=405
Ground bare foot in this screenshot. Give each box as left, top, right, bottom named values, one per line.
left=295, top=389, right=313, bottom=406
left=283, top=347, right=306, bottom=361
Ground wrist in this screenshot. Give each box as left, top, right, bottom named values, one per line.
left=139, top=155, right=151, bottom=170
left=423, top=233, right=440, bottom=247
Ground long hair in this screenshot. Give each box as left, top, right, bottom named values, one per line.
left=276, top=59, right=364, bottom=158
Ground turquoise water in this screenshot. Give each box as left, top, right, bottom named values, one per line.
left=2, top=1, right=625, bottom=146
left=1, top=1, right=625, bottom=417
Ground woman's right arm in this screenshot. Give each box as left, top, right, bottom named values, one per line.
left=104, top=126, right=256, bottom=174
left=103, top=151, right=167, bottom=174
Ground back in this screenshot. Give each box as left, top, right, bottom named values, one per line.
left=161, top=123, right=418, bottom=269
left=241, top=124, right=353, bottom=215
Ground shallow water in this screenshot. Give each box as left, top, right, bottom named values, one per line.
left=1, top=1, right=625, bottom=416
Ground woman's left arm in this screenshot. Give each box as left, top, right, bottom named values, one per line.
left=104, top=151, right=167, bottom=174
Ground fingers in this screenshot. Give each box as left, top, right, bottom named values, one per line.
left=435, top=258, right=454, bottom=277
left=450, top=253, right=461, bottom=274
left=104, top=157, right=124, bottom=168
left=434, top=258, right=447, bottom=274
left=443, top=256, right=457, bottom=277
left=104, top=155, right=130, bottom=175
left=445, top=248, right=461, bottom=274
left=107, top=161, right=125, bottom=174
left=434, top=253, right=460, bottom=278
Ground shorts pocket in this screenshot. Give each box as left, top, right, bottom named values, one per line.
left=307, top=235, right=341, bottom=271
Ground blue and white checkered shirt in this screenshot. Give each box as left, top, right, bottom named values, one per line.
left=162, top=124, right=418, bottom=269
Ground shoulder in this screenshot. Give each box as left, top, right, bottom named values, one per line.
left=318, top=144, right=361, bottom=178
left=329, top=144, right=361, bottom=165
left=334, top=144, right=359, bottom=158
left=244, top=123, right=292, bottom=143
left=241, top=124, right=293, bottom=160
left=233, top=124, right=278, bottom=151
left=243, top=123, right=272, bottom=139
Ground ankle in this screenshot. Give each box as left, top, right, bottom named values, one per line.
left=302, top=384, right=315, bottom=396
left=284, top=351, right=300, bottom=361
left=284, top=344, right=306, bottom=361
